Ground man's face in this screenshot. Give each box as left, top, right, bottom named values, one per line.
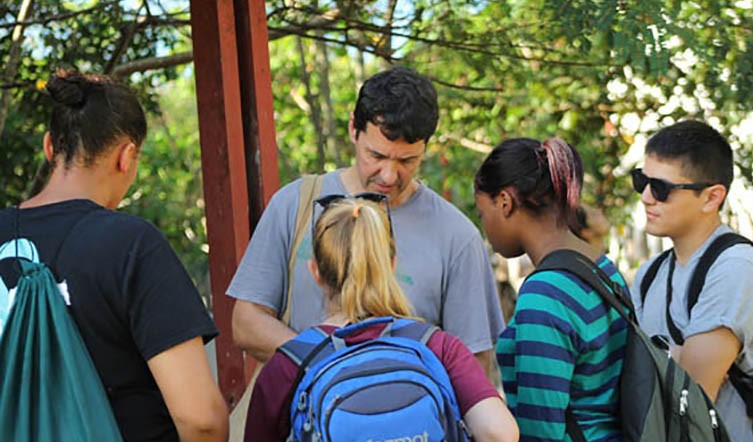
left=639, top=154, right=708, bottom=240
left=351, top=121, right=426, bottom=206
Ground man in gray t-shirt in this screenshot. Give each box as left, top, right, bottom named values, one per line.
left=226, top=67, right=503, bottom=374
left=628, top=120, right=753, bottom=442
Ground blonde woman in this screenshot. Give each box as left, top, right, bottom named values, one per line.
left=245, top=195, right=517, bottom=442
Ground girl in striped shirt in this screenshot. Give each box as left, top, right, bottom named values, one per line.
left=474, top=138, right=628, bottom=441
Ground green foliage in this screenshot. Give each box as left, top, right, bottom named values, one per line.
left=3, top=0, right=753, bottom=293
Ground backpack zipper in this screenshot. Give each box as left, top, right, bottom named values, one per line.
left=701, top=390, right=722, bottom=442
left=679, top=377, right=690, bottom=442
left=323, top=379, right=444, bottom=441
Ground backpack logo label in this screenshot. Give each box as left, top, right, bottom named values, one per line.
left=365, top=431, right=429, bottom=442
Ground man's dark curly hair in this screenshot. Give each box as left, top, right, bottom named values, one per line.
left=352, top=66, right=438, bottom=144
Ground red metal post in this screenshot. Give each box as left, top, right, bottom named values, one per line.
left=190, top=0, right=280, bottom=408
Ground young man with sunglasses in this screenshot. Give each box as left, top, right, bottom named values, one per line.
left=629, top=120, right=753, bottom=441
left=226, top=67, right=504, bottom=376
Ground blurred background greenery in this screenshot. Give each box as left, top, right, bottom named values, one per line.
left=2, top=0, right=752, bottom=303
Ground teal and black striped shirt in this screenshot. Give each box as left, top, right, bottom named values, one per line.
left=497, top=255, right=628, bottom=442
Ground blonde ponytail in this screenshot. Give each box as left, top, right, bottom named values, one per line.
left=312, top=198, right=413, bottom=322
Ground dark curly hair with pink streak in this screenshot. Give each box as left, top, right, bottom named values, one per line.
left=474, top=137, right=584, bottom=227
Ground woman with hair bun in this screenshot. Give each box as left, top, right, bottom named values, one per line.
left=246, top=195, right=518, bottom=442
left=474, top=138, right=628, bottom=441
left=0, top=70, right=228, bottom=441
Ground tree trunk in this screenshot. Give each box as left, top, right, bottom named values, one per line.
left=378, top=0, right=398, bottom=69
left=0, top=0, right=35, bottom=143
left=314, top=38, right=342, bottom=166
left=354, top=48, right=366, bottom=90
left=295, top=36, right=326, bottom=172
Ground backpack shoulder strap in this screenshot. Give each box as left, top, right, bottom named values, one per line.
left=687, top=232, right=753, bottom=315
left=390, top=319, right=438, bottom=345
left=277, top=326, right=331, bottom=367
left=535, top=249, right=637, bottom=326
left=640, top=249, right=672, bottom=305
left=280, top=174, right=324, bottom=324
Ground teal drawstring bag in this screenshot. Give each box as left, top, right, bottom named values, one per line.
left=0, top=260, right=123, bottom=441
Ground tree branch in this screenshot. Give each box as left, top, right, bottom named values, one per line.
left=104, top=2, right=147, bottom=75
left=111, top=51, right=194, bottom=79
left=0, top=1, right=116, bottom=29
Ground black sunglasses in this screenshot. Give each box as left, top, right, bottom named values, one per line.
left=631, top=168, right=712, bottom=202
left=312, top=192, right=394, bottom=237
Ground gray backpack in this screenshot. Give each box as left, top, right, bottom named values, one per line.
left=536, top=250, right=731, bottom=442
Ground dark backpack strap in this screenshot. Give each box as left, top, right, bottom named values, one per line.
left=687, top=233, right=753, bottom=316
left=682, top=233, right=753, bottom=417
left=565, top=407, right=587, bottom=442
left=640, top=249, right=672, bottom=305
left=536, top=250, right=636, bottom=326
left=664, top=254, right=685, bottom=346
left=728, top=363, right=753, bottom=418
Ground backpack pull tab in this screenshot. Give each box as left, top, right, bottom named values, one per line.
left=303, top=403, right=315, bottom=432
left=459, top=419, right=471, bottom=439
left=297, top=392, right=308, bottom=411
left=679, top=390, right=689, bottom=416
left=709, top=409, right=719, bottom=429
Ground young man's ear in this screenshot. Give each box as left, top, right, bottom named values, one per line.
left=702, top=184, right=728, bottom=213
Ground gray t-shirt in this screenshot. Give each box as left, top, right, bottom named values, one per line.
left=630, top=224, right=753, bottom=442
left=227, top=170, right=504, bottom=353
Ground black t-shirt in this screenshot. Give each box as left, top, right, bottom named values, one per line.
left=0, top=199, right=218, bottom=442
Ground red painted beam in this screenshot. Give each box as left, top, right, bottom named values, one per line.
left=190, top=0, right=280, bottom=409
left=190, top=0, right=252, bottom=409
left=235, top=0, right=280, bottom=211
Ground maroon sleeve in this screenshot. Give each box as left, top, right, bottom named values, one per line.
left=244, top=353, right=299, bottom=442
left=427, top=330, right=500, bottom=416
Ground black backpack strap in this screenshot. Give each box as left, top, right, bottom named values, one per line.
left=536, top=250, right=636, bottom=325
left=565, top=407, right=587, bottom=442
left=640, top=249, right=672, bottom=306
left=664, top=254, right=685, bottom=346
left=686, top=233, right=753, bottom=316
left=728, top=363, right=753, bottom=418
left=682, top=232, right=753, bottom=417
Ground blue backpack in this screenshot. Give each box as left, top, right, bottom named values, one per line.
left=279, top=316, right=469, bottom=442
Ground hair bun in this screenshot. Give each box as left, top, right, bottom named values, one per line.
left=46, top=72, right=86, bottom=108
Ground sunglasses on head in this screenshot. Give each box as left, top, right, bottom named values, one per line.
left=312, top=192, right=393, bottom=237
left=630, top=168, right=712, bottom=202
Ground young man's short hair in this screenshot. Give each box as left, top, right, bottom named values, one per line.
left=353, top=66, right=438, bottom=144
left=646, top=120, right=733, bottom=190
